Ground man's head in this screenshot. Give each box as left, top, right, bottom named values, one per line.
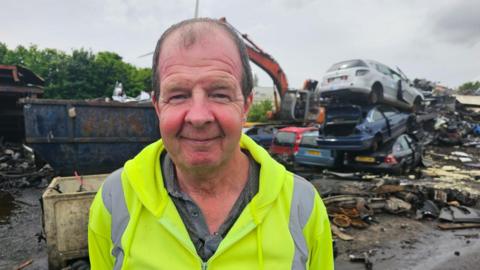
left=152, top=18, right=253, bottom=174
left=152, top=18, right=253, bottom=102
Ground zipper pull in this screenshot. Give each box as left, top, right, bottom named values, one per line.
left=201, top=261, right=207, bottom=270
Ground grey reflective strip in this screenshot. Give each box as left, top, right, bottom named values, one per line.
left=289, top=174, right=315, bottom=270
left=102, top=168, right=129, bottom=270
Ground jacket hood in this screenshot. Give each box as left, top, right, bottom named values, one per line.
left=123, top=134, right=289, bottom=221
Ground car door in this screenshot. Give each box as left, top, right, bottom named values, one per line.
left=375, top=64, right=396, bottom=101
left=367, top=107, right=390, bottom=140
left=394, top=135, right=414, bottom=165
left=382, top=106, right=405, bottom=138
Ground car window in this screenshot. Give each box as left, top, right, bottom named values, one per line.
left=245, top=128, right=258, bottom=135
left=391, top=72, right=402, bottom=82
left=273, top=132, right=295, bottom=146
left=369, top=108, right=384, bottom=121
left=380, top=107, right=399, bottom=118
left=327, top=60, right=368, bottom=72
left=393, top=136, right=410, bottom=153
left=300, top=135, right=317, bottom=147
left=375, top=64, right=392, bottom=77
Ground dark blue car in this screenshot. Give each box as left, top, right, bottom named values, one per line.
left=344, top=134, right=422, bottom=174
left=317, top=104, right=411, bottom=151
left=243, top=124, right=286, bottom=149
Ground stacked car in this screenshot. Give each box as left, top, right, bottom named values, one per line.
left=244, top=59, right=424, bottom=175
left=314, top=59, right=424, bottom=174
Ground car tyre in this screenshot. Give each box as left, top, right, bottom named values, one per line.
left=369, top=84, right=383, bottom=104
left=371, top=135, right=382, bottom=152
left=412, top=97, right=422, bottom=113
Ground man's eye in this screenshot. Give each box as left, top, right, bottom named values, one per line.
left=167, top=94, right=189, bottom=104
left=209, top=92, right=231, bottom=103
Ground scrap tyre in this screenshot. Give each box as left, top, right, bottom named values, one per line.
left=71, top=260, right=90, bottom=270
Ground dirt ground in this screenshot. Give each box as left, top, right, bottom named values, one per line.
left=0, top=187, right=47, bottom=270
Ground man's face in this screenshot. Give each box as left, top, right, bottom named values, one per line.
left=154, top=26, right=252, bottom=171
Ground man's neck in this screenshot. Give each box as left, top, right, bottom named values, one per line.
left=175, top=150, right=249, bottom=198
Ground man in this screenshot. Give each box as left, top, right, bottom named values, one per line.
left=88, top=18, right=333, bottom=269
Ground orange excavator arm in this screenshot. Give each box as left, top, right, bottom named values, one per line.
left=219, top=18, right=289, bottom=100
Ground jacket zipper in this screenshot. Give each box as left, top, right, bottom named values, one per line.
left=201, top=261, right=208, bottom=270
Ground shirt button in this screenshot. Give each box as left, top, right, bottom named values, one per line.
left=192, top=211, right=199, bottom=217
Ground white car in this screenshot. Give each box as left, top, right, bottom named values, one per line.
left=319, top=59, right=424, bottom=110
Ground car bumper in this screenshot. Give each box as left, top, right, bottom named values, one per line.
left=319, top=87, right=371, bottom=99
left=345, top=162, right=403, bottom=174
left=316, top=135, right=374, bottom=151
left=294, top=155, right=335, bottom=167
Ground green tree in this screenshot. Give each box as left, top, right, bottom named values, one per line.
left=0, top=43, right=7, bottom=63
left=1, top=43, right=153, bottom=99
left=457, top=81, right=480, bottom=95
left=247, top=100, right=273, bottom=122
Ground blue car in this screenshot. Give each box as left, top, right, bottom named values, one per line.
left=317, top=104, right=411, bottom=151
left=243, top=124, right=286, bottom=149
left=294, top=131, right=336, bottom=168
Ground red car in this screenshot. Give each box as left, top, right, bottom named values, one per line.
left=270, top=126, right=318, bottom=164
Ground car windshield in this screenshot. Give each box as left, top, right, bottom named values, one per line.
left=273, top=132, right=296, bottom=146
left=327, top=60, right=368, bottom=72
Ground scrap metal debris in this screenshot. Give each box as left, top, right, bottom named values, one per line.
left=0, top=141, right=54, bottom=188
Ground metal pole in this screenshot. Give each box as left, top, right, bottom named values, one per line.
left=194, top=0, right=199, bottom=18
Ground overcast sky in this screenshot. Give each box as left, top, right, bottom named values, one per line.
left=2, top=0, right=480, bottom=89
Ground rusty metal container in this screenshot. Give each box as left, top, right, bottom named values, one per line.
left=42, top=174, right=107, bottom=269
left=21, top=98, right=160, bottom=175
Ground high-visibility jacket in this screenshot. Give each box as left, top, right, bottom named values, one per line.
left=88, top=135, right=333, bottom=270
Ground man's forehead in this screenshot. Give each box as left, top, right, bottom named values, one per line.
left=158, top=23, right=242, bottom=79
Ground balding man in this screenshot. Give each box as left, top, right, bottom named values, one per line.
left=88, top=18, right=333, bottom=270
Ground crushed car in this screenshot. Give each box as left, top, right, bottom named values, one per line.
left=270, top=126, right=317, bottom=165
left=242, top=123, right=286, bottom=149
left=344, top=134, right=422, bottom=174
left=317, top=104, right=412, bottom=151
left=318, top=59, right=424, bottom=110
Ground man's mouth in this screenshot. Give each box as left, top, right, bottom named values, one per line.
left=179, top=135, right=224, bottom=142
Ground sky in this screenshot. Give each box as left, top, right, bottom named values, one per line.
left=2, top=0, right=480, bottom=89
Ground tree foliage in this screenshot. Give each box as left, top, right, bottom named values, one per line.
left=457, top=81, right=480, bottom=95
left=247, top=100, right=273, bottom=122
left=0, top=42, right=151, bottom=99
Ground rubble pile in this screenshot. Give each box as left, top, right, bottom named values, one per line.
left=0, top=141, right=54, bottom=189
left=426, top=99, right=480, bottom=147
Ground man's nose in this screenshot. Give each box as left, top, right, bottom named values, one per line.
left=184, top=92, right=214, bottom=127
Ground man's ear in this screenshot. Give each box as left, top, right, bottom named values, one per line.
left=152, top=93, right=161, bottom=117
left=243, top=92, right=253, bottom=120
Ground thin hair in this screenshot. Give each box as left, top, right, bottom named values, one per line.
left=151, top=18, right=253, bottom=102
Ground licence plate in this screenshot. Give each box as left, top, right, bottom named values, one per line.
left=355, top=156, right=375, bottom=163
left=307, top=150, right=321, bottom=156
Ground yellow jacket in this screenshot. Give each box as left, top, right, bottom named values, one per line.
left=88, top=135, right=333, bottom=269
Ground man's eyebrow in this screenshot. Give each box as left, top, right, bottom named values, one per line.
left=162, top=80, right=192, bottom=92
left=207, top=79, right=236, bottom=89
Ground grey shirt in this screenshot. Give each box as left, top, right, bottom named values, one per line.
left=161, top=152, right=259, bottom=261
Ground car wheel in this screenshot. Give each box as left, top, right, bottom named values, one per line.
left=369, top=84, right=383, bottom=104
left=368, top=91, right=378, bottom=104
left=371, top=135, right=382, bottom=151
left=412, top=97, right=422, bottom=112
